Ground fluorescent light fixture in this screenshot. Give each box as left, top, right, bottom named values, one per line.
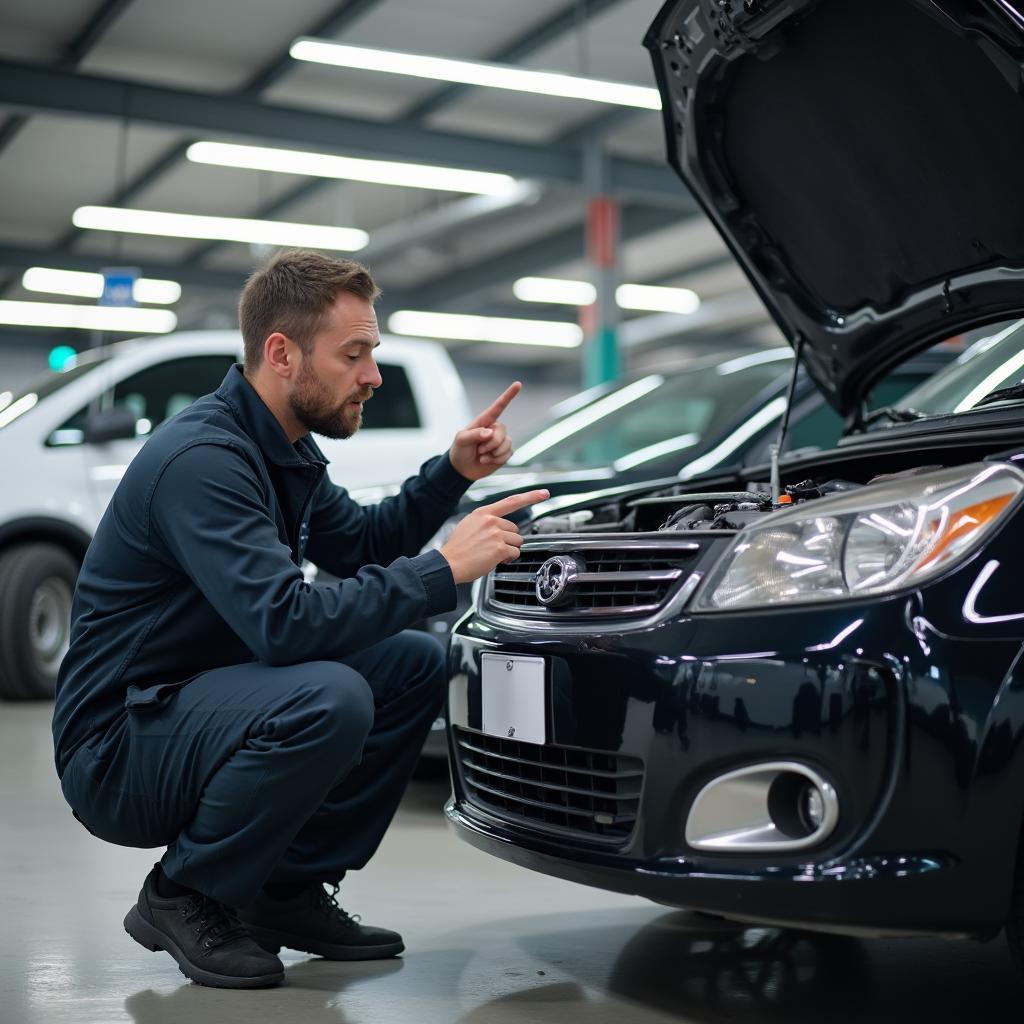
left=389, top=310, right=582, bottom=348
left=0, top=393, right=38, bottom=429
left=616, top=283, right=701, bottom=315
left=0, top=300, right=176, bottom=334
left=513, top=277, right=596, bottom=306
left=515, top=276, right=702, bottom=315
left=510, top=375, right=665, bottom=465
left=188, top=141, right=518, bottom=196
left=72, top=206, right=368, bottom=251
left=291, top=38, right=662, bottom=110
left=22, top=267, right=181, bottom=305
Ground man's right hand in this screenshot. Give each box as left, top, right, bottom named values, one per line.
left=439, top=489, right=550, bottom=584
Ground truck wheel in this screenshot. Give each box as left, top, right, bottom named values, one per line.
left=0, top=544, right=78, bottom=700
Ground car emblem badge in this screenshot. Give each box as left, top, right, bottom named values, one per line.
left=535, top=554, right=582, bottom=608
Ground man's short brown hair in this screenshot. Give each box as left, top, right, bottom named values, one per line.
left=238, top=249, right=381, bottom=370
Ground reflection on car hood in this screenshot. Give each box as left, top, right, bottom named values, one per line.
left=645, top=0, right=1024, bottom=416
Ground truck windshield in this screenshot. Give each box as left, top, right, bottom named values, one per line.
left=0, top=355, right=111, bottom=430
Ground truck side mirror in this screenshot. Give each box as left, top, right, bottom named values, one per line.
left=84, top=406, right=138, bottom=444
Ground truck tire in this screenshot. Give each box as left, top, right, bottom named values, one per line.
left=0, top=543, right=78, bottom=700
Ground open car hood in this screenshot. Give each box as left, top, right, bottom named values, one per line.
left=645, top=0, right=1024, bottom=415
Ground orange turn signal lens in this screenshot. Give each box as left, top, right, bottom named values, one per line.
left=913, top=493, right=1015, bottom=574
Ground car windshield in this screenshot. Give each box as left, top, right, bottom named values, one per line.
left=890, top=320, right=1024, bottom=419
left=507, top=349, right=792, bottom=471
left=0, top=352, right=111, bottom=430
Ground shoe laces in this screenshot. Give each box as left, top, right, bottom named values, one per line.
left=316, top=884, right=362, bottom=928
left=181, top=895, right=249, bottom=949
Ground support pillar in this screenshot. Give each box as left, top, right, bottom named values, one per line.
left=582, top=147, right=621, bottom=388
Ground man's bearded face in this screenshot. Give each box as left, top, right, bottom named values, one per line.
left=288, top=355, right=373, bottom=440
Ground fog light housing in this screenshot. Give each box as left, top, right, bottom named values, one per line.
left=685, top=761, right=839, bottom=852
left=801, top=783, right=826, bottom=832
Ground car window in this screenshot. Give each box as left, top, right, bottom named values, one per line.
left=508, top=350, right=792, bottom=471
left=891, top=319, right=1024, bottom=418
left=47, top=355, right=235, bottom=446
left=711, top=363, right=946, bottom=473
left=787, top=374, right=925, bottom=452
left=359, top=363, right=420, bottom=430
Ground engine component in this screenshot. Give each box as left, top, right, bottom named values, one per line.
left=530, top=510, right=597, bottom=534
left=658, top=503, right=714, bottom=532
left=785, top=478, right=860, bottom=500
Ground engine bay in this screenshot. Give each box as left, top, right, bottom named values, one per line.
left=528, top=466, right=946, bottom=536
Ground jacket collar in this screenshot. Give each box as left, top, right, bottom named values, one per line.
left=216, top=364, right=326, bottom=468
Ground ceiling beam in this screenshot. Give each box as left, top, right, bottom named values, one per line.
left=397, top=0, right=626, bottom=124
left=0, top=242, right=248, bottom=292
left=0, top=0, right=135, bottom=160
left=43, top=0, right=387, bottom=257
left=384, top=204, right=679, bottom=312
left=0, top=58, right=686, bottom=205
left=237, top=0, right=382, bottom=97
left=557, top=106, right=640, bottom=149
left=0, top=0, right=137, bottom=296
left=183, top=0, right=631, bottom=267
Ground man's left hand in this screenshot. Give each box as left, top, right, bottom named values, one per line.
left=449, top=382, right=521, bottom=481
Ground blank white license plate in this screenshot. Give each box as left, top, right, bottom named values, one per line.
left=481, top=653, right=547, bottom=745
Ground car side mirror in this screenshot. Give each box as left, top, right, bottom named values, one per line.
left=84, top=406, right=137, bottom=444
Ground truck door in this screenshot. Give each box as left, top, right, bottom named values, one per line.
left=81, top=354, right=237, bottom=512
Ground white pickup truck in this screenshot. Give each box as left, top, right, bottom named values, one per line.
left=0, top=330, right=471, bottom=699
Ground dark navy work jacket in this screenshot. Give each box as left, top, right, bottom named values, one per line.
left=52, top=365, right=468, bottom=776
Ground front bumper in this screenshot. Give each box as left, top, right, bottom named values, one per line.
left=446, top=798, right=960, bottom=937
left=446, top=592, right=1024, bottom=937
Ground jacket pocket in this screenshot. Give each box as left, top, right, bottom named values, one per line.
left=124, top=681, right=189, bottom=711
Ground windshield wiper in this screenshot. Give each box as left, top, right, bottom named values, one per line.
left=861, top=406, right=927, bottom=427
left=975, top=383, right=1024, bottom=408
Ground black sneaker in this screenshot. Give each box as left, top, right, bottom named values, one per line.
left=237, top=883, right=404, bottom=961
left=124, top=865, right=285, bottom=989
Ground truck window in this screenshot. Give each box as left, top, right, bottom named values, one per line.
left=360, top=363, right=420, bottom=430
left=47, top=355, right=236, bottom=446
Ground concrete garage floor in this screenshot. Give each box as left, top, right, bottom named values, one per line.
left=3, top=703, right=1023, bottom=1024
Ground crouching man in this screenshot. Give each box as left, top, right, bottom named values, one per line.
left=52, top=249, right=547, bottom=989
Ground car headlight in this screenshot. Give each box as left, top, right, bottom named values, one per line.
left=694, top=463, right=1023, bottom=611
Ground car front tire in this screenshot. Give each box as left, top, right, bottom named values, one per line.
left=0, top=543, right=77, bottom=700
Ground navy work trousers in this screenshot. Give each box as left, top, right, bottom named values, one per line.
left=60, top=630, right=445, bottom=907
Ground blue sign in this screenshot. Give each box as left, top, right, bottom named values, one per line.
left=100, top=266, right=140, bottom=307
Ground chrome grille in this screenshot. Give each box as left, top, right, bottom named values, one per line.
left=486, top=536, right=699, bottom=618
left=455, top=728, right=644, bottom=844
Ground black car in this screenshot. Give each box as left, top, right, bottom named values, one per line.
left=415, top=346, right=946, bottom=758
left=445, top=0, right=1024, bottom=966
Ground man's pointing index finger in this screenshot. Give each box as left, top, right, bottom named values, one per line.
left=472, top=381, right=522, bottom=427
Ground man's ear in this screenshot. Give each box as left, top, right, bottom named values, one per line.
left=263, top=332, right=297, bottom=379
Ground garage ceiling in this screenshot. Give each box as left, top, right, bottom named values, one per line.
left=0, top=0, right=775, bottom=369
